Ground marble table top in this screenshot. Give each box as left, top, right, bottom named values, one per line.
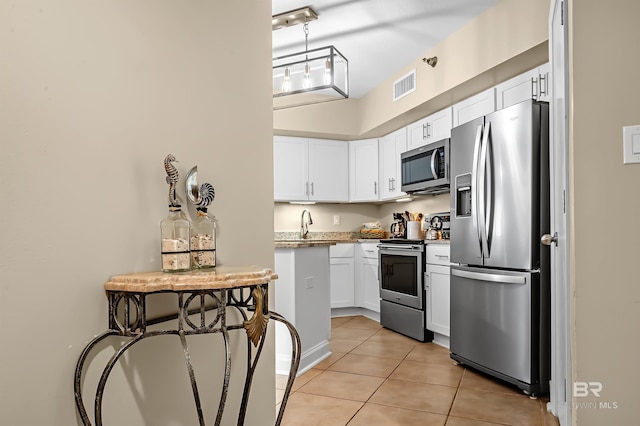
left=104, top=265, right=277, bottom=293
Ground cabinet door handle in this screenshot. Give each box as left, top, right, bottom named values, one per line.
left=311, top=182, right=314, bottom=196
left=374, top=181, right=377, bottom=195
left=434, top=254, right=449, bottom=259
left=426, top=122, right=431, bottom=138
left=532, top=77, right=538, bottom=100
left=539, top=73, right=548, bottom=97
left=422, top=124, right=427, bottom=140
left=306, top=182, right=309, bottom=196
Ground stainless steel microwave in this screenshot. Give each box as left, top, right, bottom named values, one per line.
left=400, top=138, right=450, bottom=195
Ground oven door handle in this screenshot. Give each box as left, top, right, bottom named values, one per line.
left=379, top=246, right=423, bottom=251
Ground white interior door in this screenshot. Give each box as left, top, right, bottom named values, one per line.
left=547, top=1, right=571, bottom=424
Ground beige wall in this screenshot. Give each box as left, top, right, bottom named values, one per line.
left=0, top=1, right=274, bottom=425
left=569, top=0, right=640, bottom=424
left=274, top=0, right=550, bottom=140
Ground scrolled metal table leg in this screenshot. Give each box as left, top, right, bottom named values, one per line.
left=269, top=311, right=301, bottom=426
left=94, top=330, right=176, bottom=426
left=179, top=330, right=206, bottom=426
left=74, top=330, right=120, bottom=426
left=214, top=326, right=231, bottom=426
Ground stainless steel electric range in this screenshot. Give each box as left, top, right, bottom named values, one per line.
left=378, top=239, right=434, bottom=342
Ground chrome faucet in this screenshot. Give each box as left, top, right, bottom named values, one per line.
left=300, top=209, right=313, bottom=239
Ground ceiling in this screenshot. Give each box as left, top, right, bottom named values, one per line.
left=272, top=0, right=498, bottom=99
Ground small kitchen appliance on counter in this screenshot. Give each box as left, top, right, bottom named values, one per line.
left=425, top=212, right=451, bottom=240
left=390, top=212, right=406, bottom=238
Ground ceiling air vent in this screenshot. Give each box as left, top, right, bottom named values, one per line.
left=393, top=69, right=416, bottom=101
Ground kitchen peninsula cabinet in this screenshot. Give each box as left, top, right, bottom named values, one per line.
left=275, top=245, right=331, bottom=375
left=349, top=139, right=379, bottom=202
left=407, top=107, right=453, bottom=150
left=378, top=128, right=407, bottom=200
left=426, top=244, right=451, bottom=347
left=452, top=87, right=496, bottom=127
left=496, top=62, right=551, bottom=109
left=274, top=136, right=348, bottom=202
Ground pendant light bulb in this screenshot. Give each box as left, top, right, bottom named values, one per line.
left=282, top=67, right=291, bottom=92
left=324, top=58, right=332, bottom=85
left=303, top=63, right=311, bottom=89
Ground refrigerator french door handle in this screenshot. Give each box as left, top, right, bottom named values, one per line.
left=451, top=268, right=526, bottom=284
left=480, top=121, right=491, bottom=259
left=430, top=148, right=439, bottom=179
left=471, top=124, right=483, bottom=257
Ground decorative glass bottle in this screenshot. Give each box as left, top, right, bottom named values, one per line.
left=160, top=205, right=191, bottom=272
left=190, top=208, right=216, bottom=269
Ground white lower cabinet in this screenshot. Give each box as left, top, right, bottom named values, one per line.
left=356, top=243, right=380, bottom=312
left=329, top=244, right=355, bottom=308
left=425, top=244, right=451, bottom=337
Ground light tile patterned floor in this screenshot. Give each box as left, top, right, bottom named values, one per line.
left=276, top=315, right=560, bottom=426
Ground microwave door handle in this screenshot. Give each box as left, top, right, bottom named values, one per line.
left=430, top=148, right=439, bottom=179
left=480, top=121, right=491, bottom=258
left=471, top=124, right=483, bottom=257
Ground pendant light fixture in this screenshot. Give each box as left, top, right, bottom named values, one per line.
left=272, top=6, right=349, bottom=110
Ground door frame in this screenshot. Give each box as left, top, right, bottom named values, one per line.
left=547, top=1, right=571, bottom=425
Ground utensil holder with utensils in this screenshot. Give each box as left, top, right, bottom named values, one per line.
left=406, top=221, right=424, bottom=240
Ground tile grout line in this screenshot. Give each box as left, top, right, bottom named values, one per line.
left=344, top=326, right=413, bottom=425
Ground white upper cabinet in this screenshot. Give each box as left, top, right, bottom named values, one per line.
left=274, top=136, right=309, bottom=201
left=349, top=139, right=379, bottom=202
left=452, top=88, right=496, bottom=127
left=378, top=128, right=407, bottom=200
left=407, top=107, right=453, bottom=150
left=309, top=139, right=349, bottom=202
left=274, top=136, right=348, bottom=202
left=495, top=62, right=551, bottom=109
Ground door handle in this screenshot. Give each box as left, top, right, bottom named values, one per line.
left=471, top=124, right=483, bottom=257
left=452, top=268, right=526, bottom=284
left=541, top=232, right=558, bottom=246
left=430, top=148, right=439, bottom=179
left=480, top=121, right=491, bottom=259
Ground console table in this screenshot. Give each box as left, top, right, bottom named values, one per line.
left=74, top=266, right=300, bottom=426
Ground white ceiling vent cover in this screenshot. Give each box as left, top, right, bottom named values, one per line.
left=393, top=70, right=416, bottom=101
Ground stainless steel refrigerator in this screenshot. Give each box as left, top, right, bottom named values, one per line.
left=449, top=99, right=551, bottom=396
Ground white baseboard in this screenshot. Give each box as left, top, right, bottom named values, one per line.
left=432, top=333, right=450, bottom=349
left=331, top=307, right=380, bottom=323
left=276, top=339, right=331, bottom=377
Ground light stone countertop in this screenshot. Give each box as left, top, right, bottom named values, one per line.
left=274, top=235, right=450, bottom=248
left=274, top=240, right=337, bottom=248
left=104, top=265, right=277, bottom=292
